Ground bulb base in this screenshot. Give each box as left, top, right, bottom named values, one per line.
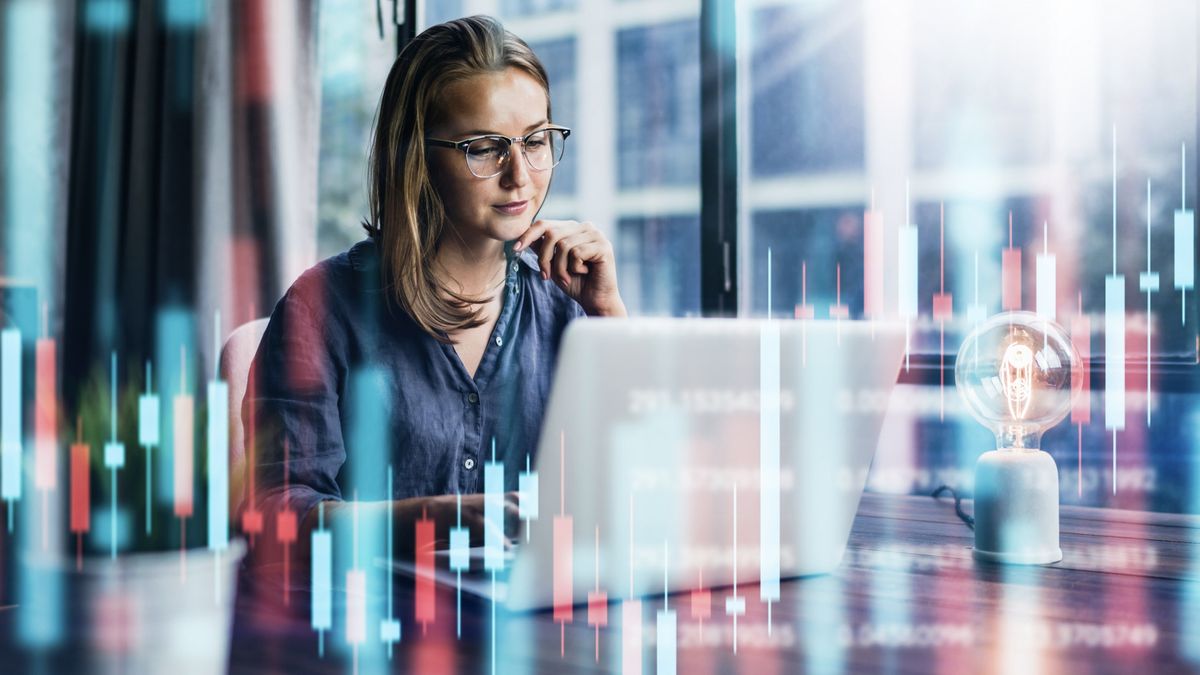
left=972, top=449, right=1062, bottom=565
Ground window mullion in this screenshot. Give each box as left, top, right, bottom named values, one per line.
left=700, top=0, right=738, bottom=317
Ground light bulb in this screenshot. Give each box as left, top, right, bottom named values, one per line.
left=954, top=311, right=1081, bottom=565
left=955, top=311, right=1079, bottom=452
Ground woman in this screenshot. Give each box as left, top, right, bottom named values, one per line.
left=244, top=16, right=625, bottom=558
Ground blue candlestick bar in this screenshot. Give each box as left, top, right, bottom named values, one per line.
left=104, top=351, right=126, bottom=559
left=208, top=313, right=229, bottom=553
left=484, top=437, right=505, bottom=573
left=1140, top=180, right=1160, bottom=428
left=518, top=454, right=538, bottom=543
left=382, top=467, right=401, bottom=651
left=2, top=328, right=22, bottom=530
left=449, top=492, right=469, bottom=637
left=1175, top=143, right=1194, bottom=324
left=760, top=247, right=781, bottom=626
left=139, top=360, right=159, bottom=534
left=1036, top=222, right=1057, bottom=321
left=311, top=503, right=332, bottom=657
left=657, top=540, right=677, bottom=675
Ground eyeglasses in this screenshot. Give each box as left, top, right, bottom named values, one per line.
left=426, top=126, right=571, bottom=178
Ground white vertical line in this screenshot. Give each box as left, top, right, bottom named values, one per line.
left=1147, top=180, right=1152, bottom=427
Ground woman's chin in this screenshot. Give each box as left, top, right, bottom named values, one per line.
left=488, top=218, right=533, bottom=242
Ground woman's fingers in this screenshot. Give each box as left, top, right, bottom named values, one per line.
left=552, top=232, right=592, bottom=285
left=517, top=220, right=603, bottom=282
left=536, top=227, right=570, bottom=281
left=512, top=220, right=551, bottom=253
left=565, top=241, right=609, bottom=285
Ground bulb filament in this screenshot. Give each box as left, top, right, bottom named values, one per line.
left=999, top=343, right=1034, bottom=421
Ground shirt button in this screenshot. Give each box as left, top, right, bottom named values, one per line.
left=495, top=335, right=503, bottom=347
left=464, top=457, right=476, bottom=471
left=467, top=392, right=479, bottom=404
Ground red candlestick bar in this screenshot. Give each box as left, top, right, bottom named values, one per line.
left=415, top=510, right=436, bottom=634
left=829, top=264, right=849, bottom=320
left=1002, top=212, right=1022, bottom=310
left=35, top=339, right=57, bottom=490
left=275, top=440, right=297, bottom=604
left=690, top=569, right=711, bottom=625
left=587, top=526, right=607, bottom=662
left=70, top=419, right=90, bottom=570
left=173, top=397, right=194, bottom=518
left=553, top=515, right=574, bottom=624
left=794, top=262, right=815, bottom=320
left=1071, top=312, right=1092, bottom=425
left=241, top=368, right=263, bottom=537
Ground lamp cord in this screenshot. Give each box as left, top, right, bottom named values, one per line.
left=931, top=485, right=975, bottom=531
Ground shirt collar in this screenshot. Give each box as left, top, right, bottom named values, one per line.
left=505, top=241, right=542, bottom=274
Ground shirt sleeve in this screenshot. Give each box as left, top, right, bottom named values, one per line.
left=241, top=279, right=348, bottom=538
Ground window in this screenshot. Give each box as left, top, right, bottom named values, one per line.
left=316, top=0, right=397, bottom=258
left=530, top=37, right=578, bottom=197
left=615, top=20, right=700, bottom=189
left=737, top=0, right=1198, bottom=512
left=423, top=0, right=702, bottom=317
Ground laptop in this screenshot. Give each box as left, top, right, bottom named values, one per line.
left=387, top=317, right=906, bottom=612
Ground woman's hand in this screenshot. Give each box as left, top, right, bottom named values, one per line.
left=301, top=493, right=522, bottom=563
left=395, top=492, right=522, bottom=554
left=512, top=219, right=627, bottom=317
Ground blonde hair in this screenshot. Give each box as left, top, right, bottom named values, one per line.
left=363, top=15, right=552, bottom=342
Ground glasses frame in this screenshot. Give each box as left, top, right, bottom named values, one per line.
left=426, top=125, right=572, bottom=178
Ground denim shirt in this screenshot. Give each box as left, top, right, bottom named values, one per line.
left=243, top=237, right=585, bottom=525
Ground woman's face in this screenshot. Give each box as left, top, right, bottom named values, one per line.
left=426, top=67, right=553, bottom=248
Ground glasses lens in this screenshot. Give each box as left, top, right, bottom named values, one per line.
left=523, top=129, right=566, bottom=171
left=465, top=137, right=509, bottom=177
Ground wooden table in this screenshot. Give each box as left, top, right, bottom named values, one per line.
left=226, top=492, right=1200, bottom=673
